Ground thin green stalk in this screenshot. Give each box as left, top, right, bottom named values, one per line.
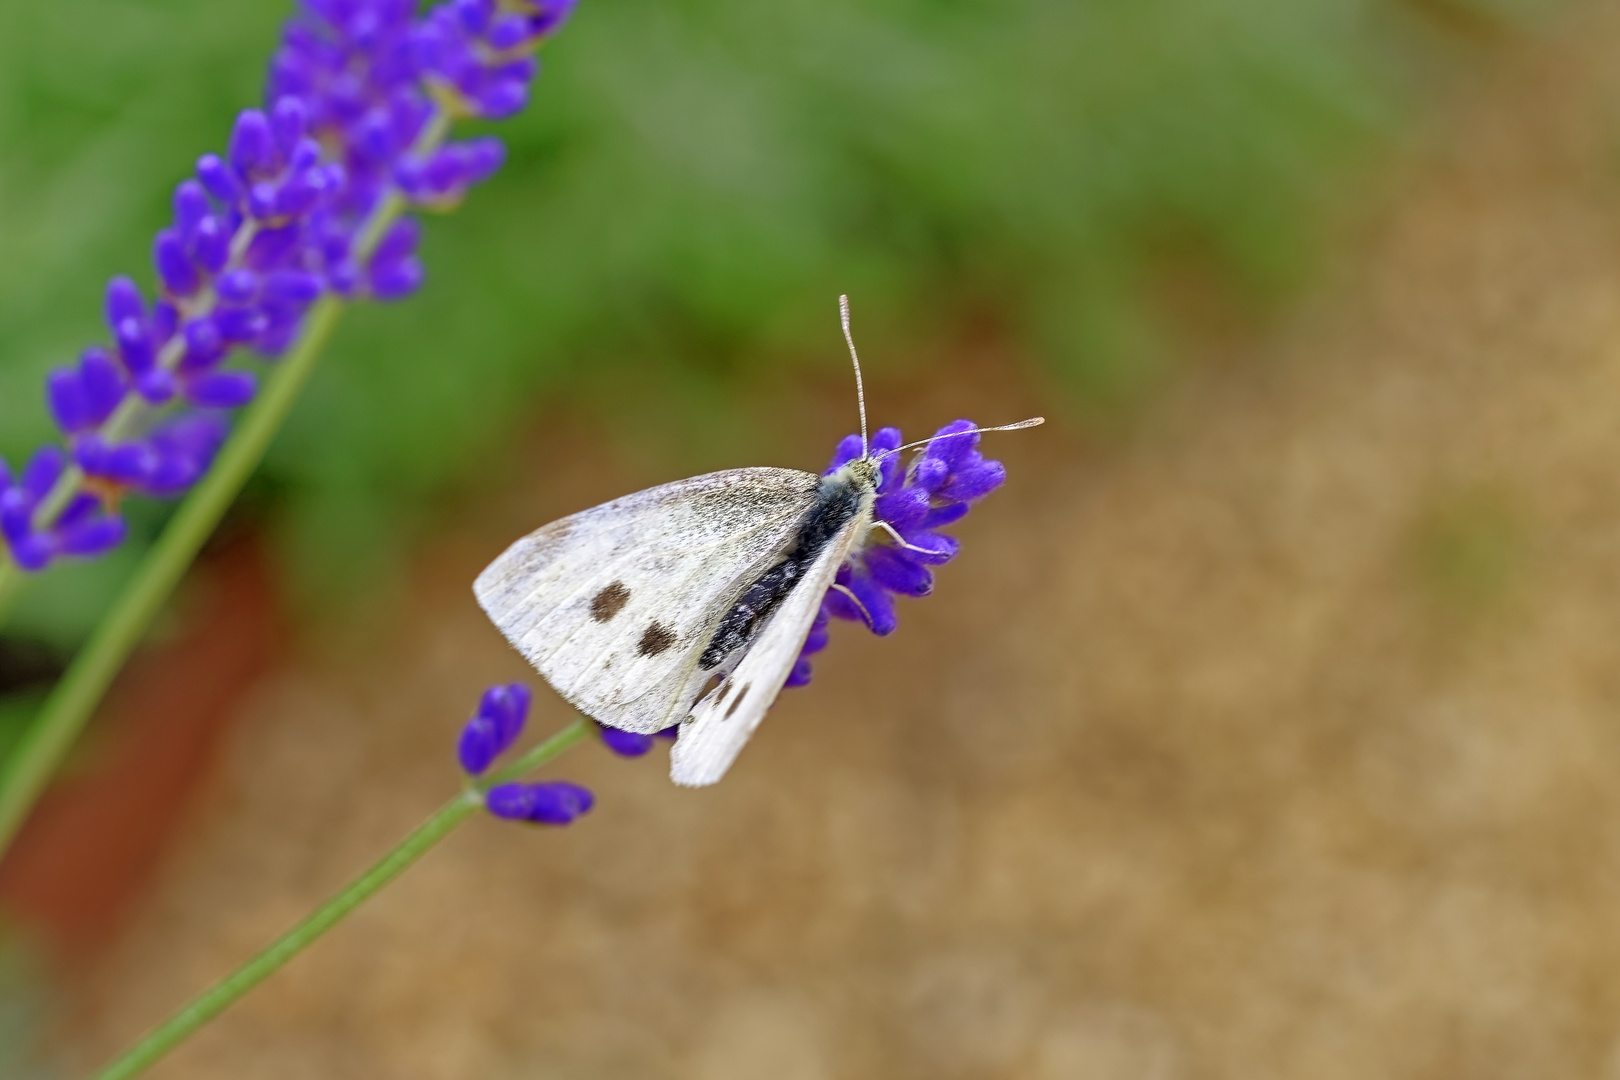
left=89, top=718, right=591, bottom=1080
left=0, top=555, right=21, bottom=629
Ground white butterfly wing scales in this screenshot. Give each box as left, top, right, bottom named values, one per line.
left=671, top=497, right=873, bottom=786
left=474, top=468, right=821, bottom=734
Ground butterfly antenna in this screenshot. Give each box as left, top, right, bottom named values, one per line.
left=839, top=294, right=869, bottom=457
left=875, top=416, right=1046, bottom=462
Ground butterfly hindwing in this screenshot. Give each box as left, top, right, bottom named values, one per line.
left=670, top=488, right=873, bottom=786
left=474, top=468, right=821, bottom=734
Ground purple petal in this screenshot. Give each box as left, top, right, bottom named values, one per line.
left=264, top=270, right=323, bottom=304
left=784, top=657, right=814, bottom=688
left=217, top=270, right=260, bottom=304
left=369, top=256, right=423, bottom=299
left=896, top=528, right=959, bottom=565
left=865, top=546, right=933, bottom=598
left=154, top=228, right=201, bottom=297
left=9, top=534, right=54, bottom=572
left=599, top=725, right=655, bottom=757
left=485, top=781, right=594, bottom=825
left=57, top=513, right=126, bottom=558
left=372, top=218, right=420, bottom=265
left=79, top=347, right=127, bottom=423
left=457, top=713, right=501, bottom=775
left=228, top=109, right=278, bottom=177
left=46, top=369, right=89, bottom=433
left=874, top=485, right=930, bottom=530
left=825, top=434, right=864, bottom=474
left=21, top=447, right=66, bottom=499
left=186, top=371, right=257, bottom=408
left=196, top=153, right=242, bottom=204
left=173, top=180, right=211, bottom=235
left=911, top=456, right=949, bottom=493
left=181, top=318, right=227, bottom=370
left=191, top=216, right=231, bottom=274
left=924, top=419, right=980, bottom=470
left=920, top=502, right=969, bottom=529
left=270, top=96, right=308, bottom=156
left=846, top=570, right=898, bottom=635
left=104, top=277, right=145, bottom=329
left=216, top=307, right=269, bottom=344
left=939, top=460, right=1005, bottom=502
left=135, top=368, right=176, bottom=405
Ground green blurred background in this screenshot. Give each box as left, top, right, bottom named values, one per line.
left=0, top=0, right=1536, bottom=646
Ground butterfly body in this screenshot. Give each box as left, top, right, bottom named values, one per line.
left=475, top=454, right=880, bottom=785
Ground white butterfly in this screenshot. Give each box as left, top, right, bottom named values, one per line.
left=474, top=298, right=1041, bottom=786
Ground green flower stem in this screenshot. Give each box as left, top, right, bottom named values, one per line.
left=0, top=554, right=21, bottom=629
left=90, top=718, right=592, bottom=1080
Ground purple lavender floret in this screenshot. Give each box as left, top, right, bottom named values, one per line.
left=0, top=0, right=575, bottom=575
left=486, top=781, right=594, bottom=825
left=596, top=721, right=679, bottom=757
left=786, top=419, right=1006, bottom=687
left=457, top=681, right=533, bottom=775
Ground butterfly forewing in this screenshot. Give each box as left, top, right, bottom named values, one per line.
left=475, top=468, right=821, bottom=733
left=670, top=487, right=873, bottom=786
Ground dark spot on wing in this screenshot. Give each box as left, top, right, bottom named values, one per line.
left=715, top=681, right=731, bottom=704
left=638, top=621, right=677, bottom=657
left=725, top=684, right=750, bottom=719
left=590, top=581, right=630, bottom=622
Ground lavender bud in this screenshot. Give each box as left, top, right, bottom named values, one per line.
left=104, top=277, right=145, bottom=329
left=191, top=216, right=231, bottom=274
left=939, top=461, right=1005, bottom=502
left=173, top=180, right=211, bottom=235
left=270, top=95, right=308, bottom=156
left=228, top=109, right=278, bottom=178
left=865, top=546, right=933, bottom=597
left=182, top=317, right=226, bottom=369
left=186, top=371, right=257, bottom=409
left=136, top=368, right=177, bottom=405
left=925, top=420, right=980, bottom=469
left=457, top=682, right=531, bottom=775
left=216, top=307, right=269, bottom=343
left=114, top=317, right=153, bottom=375
left=46, top=369, right=89, bottom=433
left=217, top=269, right=260, bottom=304
left=598, top=724, right=655, bottom=757
left=153, top=228, right=202, bottom=297
left=21, top=447, right=66, bottom=499
left=77, top=348, right=125, bottom=423
left=485, top=781, right=594, bottom=825
left=874, top=485, right=930, bottom=529
left=369, top=258, right=423, bottom=299
left=195, top=153, right=241, bottom=204
left=58, top=514, right=126, bottom=558
left=264, top=270, right=323, bottom=304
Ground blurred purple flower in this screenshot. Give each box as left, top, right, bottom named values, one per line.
left=1, top=0, right=576, bottom=574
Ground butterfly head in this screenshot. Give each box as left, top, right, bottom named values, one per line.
left=836, top=454, right=880, bottom=493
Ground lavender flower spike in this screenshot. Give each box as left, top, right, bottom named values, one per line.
left=0, top=0, right=577, bottom=576
left=786, top=419, right=1007, bottom=687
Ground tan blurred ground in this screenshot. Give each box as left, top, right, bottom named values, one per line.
left=53, top=5, right=1620, bottom=1078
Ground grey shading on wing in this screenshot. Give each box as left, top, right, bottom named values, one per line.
left=670, top=501, right=870, bottom=787
left=474, top=468, right=820, bottom=734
